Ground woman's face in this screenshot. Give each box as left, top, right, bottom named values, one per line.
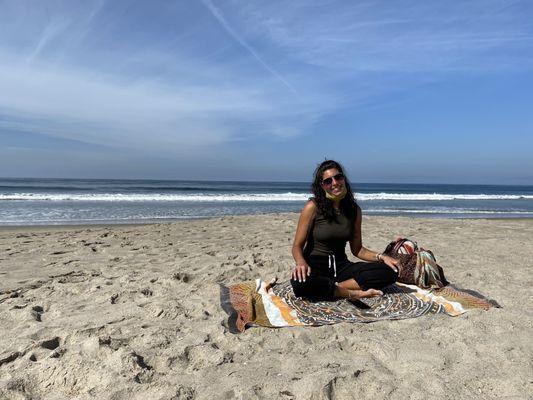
left=320, top=168, right=345, bottom=197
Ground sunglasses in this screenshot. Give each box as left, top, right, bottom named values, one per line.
left=321, top=173, right=345, bottom=186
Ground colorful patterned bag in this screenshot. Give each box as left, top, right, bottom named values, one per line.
left=384, top=238, right=448, bottom=289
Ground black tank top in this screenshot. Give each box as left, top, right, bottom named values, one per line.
left=304, top=205, right=356, bottom=257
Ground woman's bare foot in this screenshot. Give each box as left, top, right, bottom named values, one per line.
left=348, top=288, right=383, bottom=299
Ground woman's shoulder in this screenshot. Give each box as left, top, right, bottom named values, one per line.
left=299, top=199, right=317, bottom=220
left=303, top=198, right=317, bottom=212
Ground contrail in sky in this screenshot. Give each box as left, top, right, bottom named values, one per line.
left=201, top=0, right=298, bottom=95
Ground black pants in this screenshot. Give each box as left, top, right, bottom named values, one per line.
left=290, top=254, right=398, bottom=301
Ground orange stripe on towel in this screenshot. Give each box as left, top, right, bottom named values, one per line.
left=270, top=293, right=304, bottom=326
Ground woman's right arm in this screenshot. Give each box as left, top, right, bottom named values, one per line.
left=291, top=200, right=316, bottom=282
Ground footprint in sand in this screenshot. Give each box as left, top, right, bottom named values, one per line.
left=40, top=337, right=60, bottom=350
left=184, top=343, right=233, bottom=371
left=29, top=337, right=63, bottom=362
left=172, top=272, right=190, bottom=283
left=31, top=305, right=44, bottom=322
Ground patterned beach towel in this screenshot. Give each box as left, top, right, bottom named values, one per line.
left=220, top=239, right=498, bottom=333
left=220, top=279, right=498, bottom=333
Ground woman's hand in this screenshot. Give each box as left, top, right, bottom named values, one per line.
left=380, top=254, right=401, bottom=274
left=292, top=263, right=311, bottom=282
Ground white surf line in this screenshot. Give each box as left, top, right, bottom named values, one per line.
left=2, top=192, right=533, bottom=202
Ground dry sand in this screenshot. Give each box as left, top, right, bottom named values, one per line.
left=0, top=214, right=531, bottom=399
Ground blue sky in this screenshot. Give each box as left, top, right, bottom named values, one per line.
left=1, top=0, right=532, bottom=184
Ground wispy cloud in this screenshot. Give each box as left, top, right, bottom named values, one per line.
left=0, top=55, right=309, bottom=151
left=232, top=0, right=533, bottom=72
left=200, top=0, right=298, bottom=95
left=0, top=2, right=339, bottom=154
left=26, top=20, right=69, bottom=63
left=0, top=0, right=532, bottom=163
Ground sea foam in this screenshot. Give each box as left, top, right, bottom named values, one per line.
left=1, top=192, right=533, bottom=202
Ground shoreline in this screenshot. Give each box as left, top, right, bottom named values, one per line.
left=2, top=211, right=533, bottom=231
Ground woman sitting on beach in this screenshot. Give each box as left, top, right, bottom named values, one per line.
left=291, top=160, right=400, bottom=301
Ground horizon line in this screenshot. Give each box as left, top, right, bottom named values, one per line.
left=1, top=176, right=532, bottom=187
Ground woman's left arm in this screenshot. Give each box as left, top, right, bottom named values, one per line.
left=349, top=205, right=400, bottom=272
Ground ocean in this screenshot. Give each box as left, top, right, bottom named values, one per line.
left=1, top=178, right=533, bottom=225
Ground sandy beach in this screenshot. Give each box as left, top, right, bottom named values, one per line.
left=0, top=214, right=531, bottom=399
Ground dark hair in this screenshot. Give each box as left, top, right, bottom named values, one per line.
left=311, top=160, right=357, bottom=221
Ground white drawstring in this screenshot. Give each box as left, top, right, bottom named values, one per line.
left=328, top=254, right=337, bottom=277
